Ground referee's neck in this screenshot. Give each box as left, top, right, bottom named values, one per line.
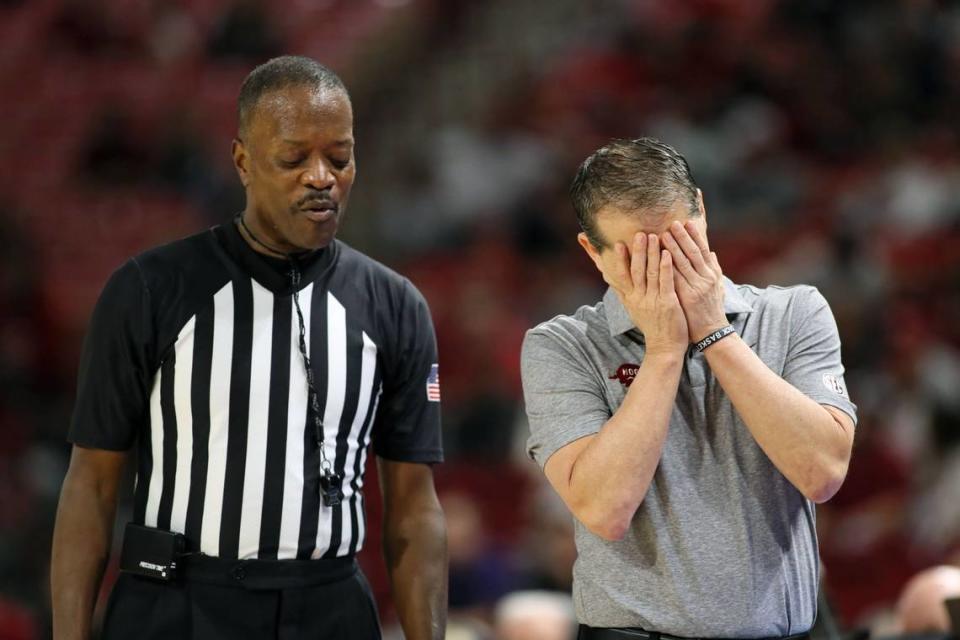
left=236, top=215, right=301, bottom=260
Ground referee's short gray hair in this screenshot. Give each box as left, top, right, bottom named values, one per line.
left=237, top=55, right=349, bottom=135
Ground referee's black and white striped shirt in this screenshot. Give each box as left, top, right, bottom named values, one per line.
left=69, top=222, right=442, bottom=561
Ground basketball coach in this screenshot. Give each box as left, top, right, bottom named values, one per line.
left=521, top=138, right=856, bottom=639
left=51, top=56, right=447, bottom=639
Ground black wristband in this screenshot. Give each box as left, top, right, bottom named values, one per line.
left=695, top=325, right=736, bottom=352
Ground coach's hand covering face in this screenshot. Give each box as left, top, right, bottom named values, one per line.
left=521, top=137, right=857, bottom=638
left=578, top=192, right=731, bottom=347
left=232, top=83, right=355, bottom=252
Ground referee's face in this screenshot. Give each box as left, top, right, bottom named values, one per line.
left=233, top=85, right=356, bottom=252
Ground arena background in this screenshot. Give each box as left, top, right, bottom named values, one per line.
left=1, top=0, right=959, bottom=638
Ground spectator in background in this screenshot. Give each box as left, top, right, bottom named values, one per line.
left=146, top=0, right=202, bottom=67
left=445, top=492, right=514, bottom=617
left=894, top=565, right=960, bottom=634
left=207, top=0, right=280, bottom=62
left=50, top=0, right=141, bottom=57
left=514, top=485, right=575, bottom=594
left=494, top=591, right=575, bottom=640
left=79, top=110, right=152, bottom=186
left=0, top=598, right=39, bottom=640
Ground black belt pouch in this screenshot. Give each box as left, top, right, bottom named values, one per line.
left=119, top=523, right=187, bottom=582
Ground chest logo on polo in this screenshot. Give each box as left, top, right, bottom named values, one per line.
left=609, top=363, right=640, bottom=388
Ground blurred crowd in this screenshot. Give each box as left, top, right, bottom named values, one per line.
left=1, top=0, right=960, bottom=638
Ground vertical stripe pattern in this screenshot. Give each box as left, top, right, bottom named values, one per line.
left=143, top=366, right=165, bottom=527
left=219, top=279, right=253, bottom=558
left=200, top=284, right=234, bottom=555
left=156, top=354, right=178, bottom=530
left=237, top=282, right=275, bottom=559
left=313, top=293, right=348, bottom=559
left=257, top=291, right=293, bottom=559
left=184, top=306, right=213, bottom=544
left=277, top=283, right=313, bottom=559
left=333, top=332, right=378, bottom=557
left=169, top=316, right=195, bottom=534
left=137, top=284, right=383, bottom=560
left=296, top=283, right=328, bottom=559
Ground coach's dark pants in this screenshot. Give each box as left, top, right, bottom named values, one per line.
left=101, top=556, right=381, bottom=639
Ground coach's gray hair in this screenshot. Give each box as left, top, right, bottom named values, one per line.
left=237, top=55, right=349, bottom=135
left=570, top=137, right=700, bottom=250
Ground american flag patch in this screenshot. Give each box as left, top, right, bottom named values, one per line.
left=425, top=363, right=440, bottom=402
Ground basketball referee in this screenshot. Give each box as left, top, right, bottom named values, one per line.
left=51, top=56, right=447, bottom=639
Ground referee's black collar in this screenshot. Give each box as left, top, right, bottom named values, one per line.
left=214, top=220, right=340, bottom=294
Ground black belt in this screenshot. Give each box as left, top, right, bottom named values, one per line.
left=578, top=626, right=810, bottom=640
left=179, top=553, right=357, bottom=590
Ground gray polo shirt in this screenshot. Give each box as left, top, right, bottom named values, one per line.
left=521, top=278, right=857, bottom=637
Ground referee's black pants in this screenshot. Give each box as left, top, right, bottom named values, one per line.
left=101, top=555, right=381, bottom=639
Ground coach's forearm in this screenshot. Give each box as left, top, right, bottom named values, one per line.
left=384, top=501, right=448, bottom=640
left=51, top=465, right=119, bottom=640
left=704, top=334, right=853, bottom=502
left=567, top=352, right=683, bottom=540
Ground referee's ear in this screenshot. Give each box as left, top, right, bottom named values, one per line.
left=232, top=137, right=251, bottom=188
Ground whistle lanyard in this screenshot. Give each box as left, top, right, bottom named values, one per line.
left=289, top=265, right=343, bottom=507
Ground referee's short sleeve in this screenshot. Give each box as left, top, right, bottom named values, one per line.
left=521, top=328, right=610, bottom=469
left=372, top=280, right=443, bottom=463
left=781, top=287, right=858, bottom=424
left=69, top=259, right=154, bottom=450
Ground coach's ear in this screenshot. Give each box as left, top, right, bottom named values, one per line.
left=232, top=138, right=250, bottom=188
left=577, top=232, right=605, bottom=274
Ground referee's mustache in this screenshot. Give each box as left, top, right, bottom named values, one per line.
left=296, top=191, right=338, bottom=211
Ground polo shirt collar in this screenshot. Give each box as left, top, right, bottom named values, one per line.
left=603, top=277, right=754, bottom=337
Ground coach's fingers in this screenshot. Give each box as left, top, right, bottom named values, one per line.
left=660, top=231, right=696, bottom=284
left=630, top=233, right=647, bottom=294
left=685, top=220, right=712, bottom=255
left=670, top=221, right=710, bottom=277
left=608, top=242, right=632, bottom=292
left=709, top=251, right=723, bottom=276
left=646, top=234, right=660, bottom=294
left=659, top=250, right=675, bottom=298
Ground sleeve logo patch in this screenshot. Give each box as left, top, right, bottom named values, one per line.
left=822, top=373, right=848, bottom=398
left=425, top=364, right=441, bottom=402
